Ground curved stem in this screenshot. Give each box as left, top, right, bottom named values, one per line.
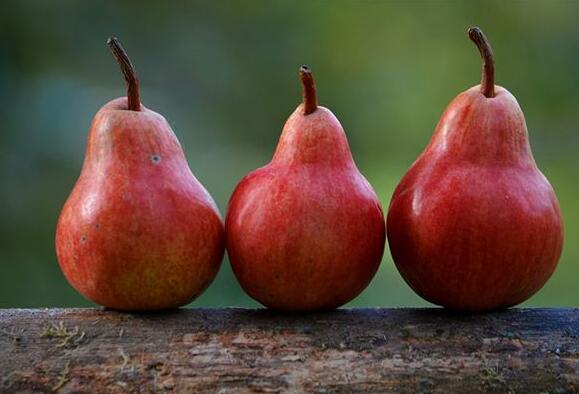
left=107, top=37, right=141, bottom=111
left=299, top=65, right=317, bottom=115
left=468, top=26, right=495, bottom=98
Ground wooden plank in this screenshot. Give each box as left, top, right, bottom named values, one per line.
left=0, top=308, right=577, bottom=393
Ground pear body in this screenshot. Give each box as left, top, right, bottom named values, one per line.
left=387, top=86, right=563, bottom=312
left=56, top=98, right=225, bottom=311
left=226, top=105, right=385, bottom=311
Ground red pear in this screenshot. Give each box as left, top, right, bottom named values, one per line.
left=386, top=27, right=564, bottom=312
left=56, top=38, right=224, bottom=311
left=226, top=66, right=385, bottom=311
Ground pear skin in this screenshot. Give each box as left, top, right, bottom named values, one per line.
left=386, top=27, right=563, bottom=312
left=56, top=38, right=224, bottom=311
left=226, top=67, right=385, bottom=311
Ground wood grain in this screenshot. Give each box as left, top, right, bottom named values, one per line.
left=0, top=308, right=577, bottom=393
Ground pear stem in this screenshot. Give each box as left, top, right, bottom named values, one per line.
left=107, top=37, right=141, bottom=111
left=468, top=26, right=495, bottom=98
left=299, top=65, right=317, bottom=115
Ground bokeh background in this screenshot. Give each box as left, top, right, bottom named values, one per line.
left=1, top=1, right=577, bottom=308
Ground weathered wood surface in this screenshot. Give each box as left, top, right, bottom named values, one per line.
left=0, top=308, right=577, bottom=393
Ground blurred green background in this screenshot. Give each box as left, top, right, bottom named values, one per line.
left=0, top=1, right=577, bottom=308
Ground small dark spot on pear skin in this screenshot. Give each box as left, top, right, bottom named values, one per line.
left=94, top=223, right=100, bottom=229
left=81, top=235, right=87, bottom=243
left=151, top=155, right=161, bottom=164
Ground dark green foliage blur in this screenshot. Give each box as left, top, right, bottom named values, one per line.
left=0, top=1, right=577, bottom=308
